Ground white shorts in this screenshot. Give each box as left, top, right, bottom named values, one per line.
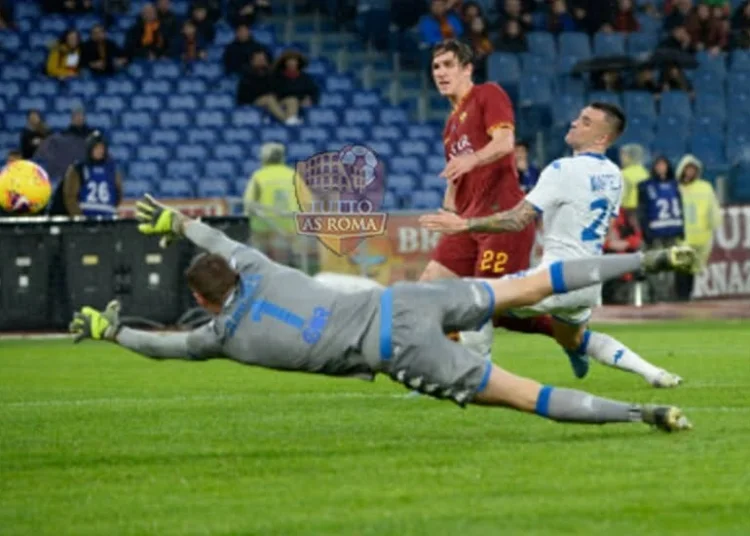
left=502, top=265, right=601, bottom=326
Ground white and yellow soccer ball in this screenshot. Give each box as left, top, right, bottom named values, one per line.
left=0, top=159, right=52, bottom=214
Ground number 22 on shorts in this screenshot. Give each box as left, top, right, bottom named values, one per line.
left=479, top=250, right=508, bottom=274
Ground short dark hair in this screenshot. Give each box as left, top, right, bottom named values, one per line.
left=185, top=253, right=240, bottom=304
left=432, top=39, right=474, bottom=66
left=590, top=101, right=627, bottom=140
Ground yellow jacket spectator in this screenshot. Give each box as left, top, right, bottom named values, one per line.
left=46, top=30, right=82, bottom=79
left=243, top=143, right=297, bottom=233
left=619, top=143, right=650, bottom=211
left=675, top=154, right=722, bottom=301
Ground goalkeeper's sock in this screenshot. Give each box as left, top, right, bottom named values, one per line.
left=534, top=385, right=643, bottom=424
left=584, top=330, right=663, bottom=384
left=551, top=253, right=643, bottom=293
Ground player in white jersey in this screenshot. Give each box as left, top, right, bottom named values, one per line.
left=420, top=102, right=683, bottom=388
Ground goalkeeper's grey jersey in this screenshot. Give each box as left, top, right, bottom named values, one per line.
left=186, top=244, right=384, bottom=379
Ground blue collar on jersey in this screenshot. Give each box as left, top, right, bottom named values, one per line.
left=578, top=152, right=607, bottom=160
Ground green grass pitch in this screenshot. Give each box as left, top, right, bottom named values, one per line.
left=2, top=320, right=749, bottom=536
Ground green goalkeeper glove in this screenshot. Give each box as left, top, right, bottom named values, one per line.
left=135, top=194, right=186, bottom=246
left=69, top=300, right=121, bottom=343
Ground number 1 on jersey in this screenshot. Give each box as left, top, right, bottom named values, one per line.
left=581, top=197, right=610, bottom=250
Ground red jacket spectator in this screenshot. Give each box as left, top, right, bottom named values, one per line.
left=612, top=0, right=640, bottom=33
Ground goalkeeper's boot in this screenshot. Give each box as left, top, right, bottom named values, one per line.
left=650, top=369, right=684, bottom=388
left=642, top=405, right=693, bottom=432
left=564, top=349, right=590, bottom=379
left=643, top=246, right=696, bottom=273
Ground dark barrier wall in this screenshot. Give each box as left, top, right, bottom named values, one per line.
left=0, top=217, right=249, bottom=332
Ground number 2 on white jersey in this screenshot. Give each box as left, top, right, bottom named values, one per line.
left=85, top=182, right=111, bottom=204
left=581, top=197, right=609, bottom=249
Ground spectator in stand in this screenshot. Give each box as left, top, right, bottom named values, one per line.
left=594, top=69, right=625, bottom=92
left=632, top=68, right=661, bottom=96
left=19, top=110, right=50, bottom=160
left=465, top=15, right=493, bottom=82
left=637, top=156, right=685, bottom=303
left=612, top=0, right=640, bottom=33
left=498, top=0, right=533, bottom=32
left=223, top=24, right=271, bottom=75
left=82, top=24, right=128, bottom=76
left=126, top=3, right=168, bottom=60
left=228, top=0, right=272, bottom=28
left=418, top=0, right=464, bottom=46
left=0, top=0, right=15, bottom=30
left=569, top=0, right=616, bottom=34
left=65, top=108, right=94, bottom=139
left=731, top=0, right=750, bottom=48
left=189, top=2, right=215, bottom=44
left=273, top=50, right=320, bottom=126
left=676, top=154, right=721, bottom=301
left=661, top=64, right=695, bottom=98
left=665, top=0, right=694, bottom=31
left=619, top=143, right=651, bottom=222
left=602, top=207, right=644, bottom=304
left=42, top=0, right=93, bottom=14
left=515, top=140, right=540, bottom=194
left=46, top=29, right=82, bottom=80
left=391, top=0, right=428, bottom=30
left=156, top=0, right=181, bottom=46
left=237, top=50, right=291, bottom=124
left=495, top=19, right=528, bottom=52
left=547, top=0, right=578, bottom=35
left=658, top=25, right=697, bottom=54
left=171, top=19, right=208, bottom=64
left=461, top=1, right=483, bottom=26
left=686, top=2, right=728, bottom=53
left=195, top=0, right=222, bottom=22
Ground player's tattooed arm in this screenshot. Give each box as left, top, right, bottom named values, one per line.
left=466, top=200, right=538, bottom=233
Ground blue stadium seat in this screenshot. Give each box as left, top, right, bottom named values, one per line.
left=151, top=61, right=181, bottom=79
left=197, top=178, right=230, bottom=197
left=521, top=53, right=549, bottom=74
left=372, top=126, right=402, bottom=141
left=222, top=127, right=255, bottom=144
left=86, top=112, right=114, bottom=130
left=131, top=95, right=162, bottom=111
left=399, top=140, right=430, bottom=156
left=28, top=80, right=58, bottom=97
left=111, top=130, right=141, bottom=146
left=193, top=62, right=223, bottom=79
left=695, top=93, right=726, bottom=122
left=203, top=94, right=235, bottom=110
left=104, top=79, right=137, bottom=95
left=626, top=31, right=658, bottom=57
left=53, top=96, right=83, bottom=112
left=39, top=16, right=67, bottom=33
left=728, top=91, right=750, bottom=116
left=623, top=90, right=656, bottom=118
left=319, top=92, right=347, bottom=108
left=422, top=174, right=445, bottom=191
left=177, top=78, right=209, bottom=94
left=45, top=113, right=70, bottom=130
left=0, top=30, right=22, bottom=51
left=213, top=144, right=245, bottom=161
left=559, top=32, right=592, bottom=60
left=407, top=124, right=438, bottom=139
left=411, top=189, right=442, bottom=210
left=299, top=127, right=329, bottom=143
left=627, top=113, right=656, bottom=132
left=126, top=62, right=146, bottom=79
left=27, top=32, right=58, bottom=50
left=344, top=108, right=376, bottom=125
left=286, top=142, right=317, bottom=160
left=651, top=137, right=687, bottom=165
left=122, top=179, right=153, bottom=199
left=204, top=161, right=238, bottom=180
left=727, top=133, right=750, bottom=163
left=94, top=95, right=126, bottom=113
left=165, top=161, right=200, bottom=179
left=589, top=91, right=622, bottom=108
left=3, top=113, right=26, bottom=130
left=189, top=129, right=220, bottom=145
left=691, top=70, right=725, bottom=97
left=234, top=177, right=249, bottom=195
left=158, top=110, right=190, bottom=129
left=518, top=73, right=553, bottom=106
left=241, top=160, right=261, bottom=176
left=659, top=91, right=692, bottom=119
left=487, top=52, right=521, bottom=86
left=142, top=80, right=173, bottom=95
left=109, top=146, right=132, bottom=161
left=231, top=108, right=264, bottom=127
left=121, top=111, right=153, bottom=130
left=696, top=51, right=727, bottom=78
left=382, top=190, right=397, bottom=211
left=689, top=135, right=726, bottom=169
left=167, top=95, right=199, bottom=110
left=618, top=124, right=655, bottom=148
left=16, top=96, right=48, bottom=112
left=527, top=32, right=556, bottom=60
left=656, top=114, right=690, bottom=138
left=307, top=108, right=339, bottom=126
left=730, top=167, right=750, bottom=202
left=335, top=126, right=366, bottom=142
left=138, top=145, right=171, bottom=161
left=176, top=144, right=210, bottom=161
left=727, top=71, right=750, bottom=95
left=326, top=75, right=355, bottom=92
left=150, top=129, right=182, bottom=146
left=553, top=93, right=585, bottom=126
left=68, top=79, right=99, bottom=98
left=426, top=155, right=444, bottom=173
left=0, top=81, right=20, bottom=98
left=390, top=156, right=422, bottom=175
left=352, top=91, right=381, bottom=107
left=129, top=161, right=162, bottom=181
left=730, top=50, right=750, bottom=72
left=367, top=140, right=394, bottom=158
left=593, top=32, right=625, bottom=57
left=388, top=174, right=415, bottom=194
left=556, top=54, right=581, bottom=75
left=159, top=178, right=194, bottom=198
left=259, top=126, right=291, bottom=144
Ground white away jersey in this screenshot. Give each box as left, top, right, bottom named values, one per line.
left=525, top=152, right=623, bottom=263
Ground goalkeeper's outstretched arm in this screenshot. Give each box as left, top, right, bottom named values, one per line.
left=115, top=325, right=221, bottom=361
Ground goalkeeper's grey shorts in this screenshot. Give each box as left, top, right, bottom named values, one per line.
left=377, top=280, right=495, bottom=407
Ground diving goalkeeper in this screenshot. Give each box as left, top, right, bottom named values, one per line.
left=70, top=195, right=695, bottom=432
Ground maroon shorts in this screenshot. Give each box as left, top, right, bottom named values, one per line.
left=430, top=223, right=536, bottom=278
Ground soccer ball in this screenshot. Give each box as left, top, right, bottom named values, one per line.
left=339, top=145, right=380, bottom=187
left=0, top=159, right=52, bottom=214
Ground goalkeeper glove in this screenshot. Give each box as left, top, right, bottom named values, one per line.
left=135, top=194, right=186, bottom=246
left=69, top=300, right=122, bottom=343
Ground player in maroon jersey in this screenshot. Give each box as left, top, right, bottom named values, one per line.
left=419, top=40, right=566, bottom=363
